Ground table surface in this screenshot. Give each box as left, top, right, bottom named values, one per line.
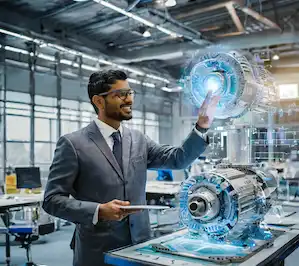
left=105, top=212, right=299, bottom=266
left=0, top=193, right=43, bottom=209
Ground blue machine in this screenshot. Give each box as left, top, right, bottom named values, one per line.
left=148, top=166, right=278, bottom=263
left=156, top=169, right=174, bottom=181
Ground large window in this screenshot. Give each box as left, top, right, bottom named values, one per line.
left=1, top=91, right=162, bottom=182
left=279, top=84, right=298, bottom=99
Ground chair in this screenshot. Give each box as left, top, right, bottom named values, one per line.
left=10, top=222, right=55, bottom=266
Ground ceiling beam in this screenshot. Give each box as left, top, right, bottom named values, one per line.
left=38, top=1, right=92, bottom=19
left=112, top=30, right=299, bottom=63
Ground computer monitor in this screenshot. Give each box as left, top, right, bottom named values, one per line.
left=15, top=167, right=42, bottom=189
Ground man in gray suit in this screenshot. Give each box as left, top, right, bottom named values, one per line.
left=43, top=70, right=220, bottom=266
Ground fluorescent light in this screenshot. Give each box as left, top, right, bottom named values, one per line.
left=94, top=0, right=182, bottom=38
left=143, top=30, right=151, bottom=38
left=161, top=86, right=182, bottom=92
left=0, top=27, right=171, bottom=83
left=81, top=64, right=98, bottom=71
left=37, top=53, right=55, bottom=61
left=165, top=0, right=177, bottom=7
left=127, top=78, right=141, bottom=84
left=142, top=82, right=155, bottom=88
left=4, top=46, right=29, bottom=55
left=156, top=25, right=181, bottom=38
left=0, top=29, right=33, bottom=42
left=146, top=74, right=170, bottom=83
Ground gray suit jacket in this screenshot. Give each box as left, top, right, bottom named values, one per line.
left=42, top=121, right=208, bottom=266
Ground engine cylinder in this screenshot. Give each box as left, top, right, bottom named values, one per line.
left=180, top=168, right=272, bottom=239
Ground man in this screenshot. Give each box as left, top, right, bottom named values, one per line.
left=42, top=70, right=220, bottom=266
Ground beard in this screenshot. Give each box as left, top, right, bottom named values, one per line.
left=104, top=102, right=133, bottom=121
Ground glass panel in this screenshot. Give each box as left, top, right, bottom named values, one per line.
left=7, top=115, right=30, bottom=141
left=133, top=110, right=143, bottom=118
left=61, top=120, right=79, bottom=135
left=61, top=99, right=79, bottom=109
left=279, top=84, right=298, bottom=99
left=35, top=95, right=57, bottom=106
left=6, top=91, right=30, bottom=103
left=6, top=102, right=30, bottom=116
left=145, top=126, right=159, bottom=143
left=81, top=102, right=94, bottom=112
left=35, top=118, right=50, bottom=141
left=6, top=142, right=30, bottom=167
left=35, top=143, right=52, bottom=164
left=145, top=112, right=157, bottom=120
left=145, top=120, right=159, bottom=126
left=51, top=119, right=58, bottom=141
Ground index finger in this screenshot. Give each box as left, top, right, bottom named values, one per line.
left=201, top=91, right=213, bottom=109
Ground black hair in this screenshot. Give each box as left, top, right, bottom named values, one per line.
left=88, top=70, right=127, bottom=113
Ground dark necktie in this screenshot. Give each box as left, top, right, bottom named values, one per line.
left=111, top=131, right=123, bottom=173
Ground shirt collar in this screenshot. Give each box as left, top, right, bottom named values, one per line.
left=93, top=118, right=123, bottom=139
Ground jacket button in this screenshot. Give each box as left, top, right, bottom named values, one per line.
left=130, top=223, right=134, bottom=227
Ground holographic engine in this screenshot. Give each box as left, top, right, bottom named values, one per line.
left=181, top=51, right=278, bottom=119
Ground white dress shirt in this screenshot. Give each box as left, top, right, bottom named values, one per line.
left=92, top=118, right=123, bottom=224
left=91, top=118, right=207, bottom=224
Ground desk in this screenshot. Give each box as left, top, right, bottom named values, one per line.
left=0, top=194, right=43, bottom=266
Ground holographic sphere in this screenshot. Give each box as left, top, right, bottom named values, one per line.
left=181, top=51, right=278, bottom=119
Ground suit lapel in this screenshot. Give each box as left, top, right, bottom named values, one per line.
left=122, top=126, right=132, bottom=180
left=87, top=121, right=124, bottom=181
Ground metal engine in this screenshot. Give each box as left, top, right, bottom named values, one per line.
left=180, top=167, right=275, bottom=241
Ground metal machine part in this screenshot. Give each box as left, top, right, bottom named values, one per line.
left=181, top=51, right=278, bottom=119
left=180, top=168, right=274, bottom=240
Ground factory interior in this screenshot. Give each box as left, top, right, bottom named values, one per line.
left=0, top=0, right=299, bottom=265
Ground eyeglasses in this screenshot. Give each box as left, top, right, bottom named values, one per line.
left=98, top=89, right=135, bottom=100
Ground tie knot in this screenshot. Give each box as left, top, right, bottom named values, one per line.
left=111, top=131, right=121, bottom=143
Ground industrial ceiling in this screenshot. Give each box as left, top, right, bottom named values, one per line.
left=0, top=0, right=299, bottom=89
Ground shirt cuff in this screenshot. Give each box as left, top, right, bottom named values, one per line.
left=93, top=204, right=101, bottom=225
left=194, top=127, right=209, bottom=143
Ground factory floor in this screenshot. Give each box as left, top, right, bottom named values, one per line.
left=0, top=223, right=299, bottom=266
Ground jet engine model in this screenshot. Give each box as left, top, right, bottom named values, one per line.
left=182, top=51, right=278, bottom=119
left=180, top=167, right=275, bottom=243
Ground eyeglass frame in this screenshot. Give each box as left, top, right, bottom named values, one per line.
left=97, top=88, right=136, bottom=100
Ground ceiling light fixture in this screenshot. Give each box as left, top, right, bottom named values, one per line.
left=165, top=0, right=177, bottom=7
left=0, top=28, right=170, bottom=84
left=272, top=54, right=280, bottom=60
left=143, top=29, right=151, bottom=38
left=94, top=0, right=182, bottom=38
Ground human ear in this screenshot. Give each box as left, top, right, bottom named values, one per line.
left=92, top=95, right=105, bottom=111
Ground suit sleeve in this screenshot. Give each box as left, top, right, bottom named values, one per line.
left=42, top=136, right=99, bottom=225
left=147, top=128, right=209, bottom=170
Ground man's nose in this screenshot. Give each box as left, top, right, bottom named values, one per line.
left=124, top=95, right=133, bottom=104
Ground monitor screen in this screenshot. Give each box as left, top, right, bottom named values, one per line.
left=15, top=167, right=42, bottom=189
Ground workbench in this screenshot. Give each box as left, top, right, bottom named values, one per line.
left=105, top=212, right=299, bottom=266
